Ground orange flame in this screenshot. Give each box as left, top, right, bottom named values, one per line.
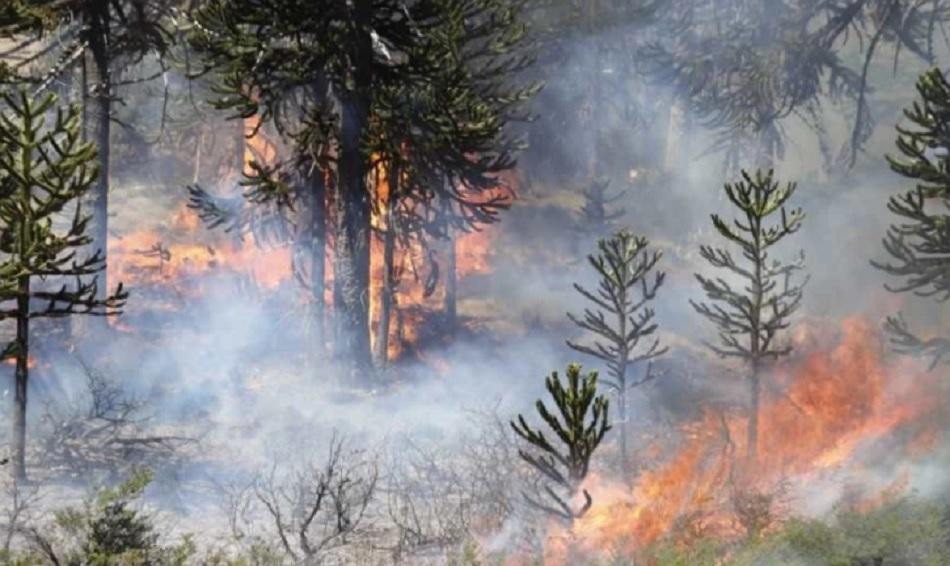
left=368, top=161, right=510, bottom=363
left=564, top=317, right=941, bottom=557
left=109, top=117, right=292, bottom=298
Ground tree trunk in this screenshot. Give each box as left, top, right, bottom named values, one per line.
left=333, top=2, right=374, bottom=380
left=310, top=169, right=327, bottom=357
left=747, top=214, right=764, bottom=468
left=747, top=371, right=760, bottom=466
left=618, top=383, right=629, bottom=477
left=375, top=163, right=398, bottom=368
left=445, top=229, right=457, bottom=330
left=87, top=17, right=111, bottom=302
left=11, top=276, right=30, bottom=483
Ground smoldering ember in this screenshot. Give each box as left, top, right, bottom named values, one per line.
left=0, top=2, right=948, bottom=565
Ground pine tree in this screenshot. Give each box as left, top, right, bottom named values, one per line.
left=567, top=230, right=665, bottom=476
left=873, top=67, right=950, bottom=368
left=510, top=363, right=611, bottom=522
left=691, top=169, right=806, bottom=467
left=0, top=90, right=127, bottom=481
left=0, top=0, right=172, bottom=301
left=188, top=0, right=536, bottom=377
left=643, top=0, right=950, bottom=171
left=573, top=177, right=626, bottom=242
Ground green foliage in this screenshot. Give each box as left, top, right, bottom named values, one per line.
left=446, top=539, right=484, bottom=566
left=40, top=468, right=182, bottom=565
left=0, top=89, right=128, bottom=327
left=568, top=229, right=666, bottom=388
left=639, top=538, right=723, bottom=566
left=0, top=89, right=127, bottom=478
left=643, top=1, right=950, bottom=170
left=568, top=229, right=665, bottom=474
left=0, top=0, right=57, bottom=36
left=874, top=67, right=950, bottom=369
left=691, top=168, right=806, bottom=365
left=510, top=363, right=610, bottom=521
left=691, top=169, right=806, bottom=363
left=729, top=498, right=950, bottom=566
left=187, top=0, right=536, bottom=230
left=573, top=178, right=626, bottom=239
left=84, top=468, right=158, bottom=562
left=692, top=168, right=805, bottom=462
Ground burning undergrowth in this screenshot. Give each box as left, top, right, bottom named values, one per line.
left=2, top=136, right=947, bottom=564
left=537, top=317, right=949, bottom=562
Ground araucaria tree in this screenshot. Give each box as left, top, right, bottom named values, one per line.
left=0, top=91, right=127, bottom=481
left=510, top=363, right=610, bottom=522
left=567, top=230, right=666, bottom=476
left=573, top=178, right=626, bottom=243
left=0, top=0, right=172, bottom=299
left=691, top=169, right=806, bottom=466
left=873, top=68, right=950, bottom=368
left=188, top=0, right=535, bottom=378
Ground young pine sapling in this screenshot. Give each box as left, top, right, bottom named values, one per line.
left=0, top=91, right=127, bottom=482
left=567, top=230, right=666, bottom=476
left=691, top=169, right=806, bottom=467
left=510, top=363, right=610, bottom=522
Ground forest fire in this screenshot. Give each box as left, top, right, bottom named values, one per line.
left=108, top=221, right=293, bottom=294
left=368, top=158, right=507, bottom=362
left=108, top=145, right=502, bottom=364
left=8, top=1, right=950, bottom=563
left=555, top=317, right=943, bottom=558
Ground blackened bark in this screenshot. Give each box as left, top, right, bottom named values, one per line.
left=445, top=231, right=457, bottom=331
left=375, top=163, right=398, bottom=367
left=306, top=165, right=327, bottom=356
left=333, top=1, right=374, bottom=379
left=87, top=5, right=111, bottom=302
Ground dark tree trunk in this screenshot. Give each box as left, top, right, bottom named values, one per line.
left=445, top=229, right=457, bottom=330
left=306, top=165, right=327, bottom=357
left=617, top=382, right=629, bottom=476
left=11, top=276, right=30, bottom=483
left=375, top=163, right=398, bottom=368
left=748, top=370, right=760, bottom=466
left=333, top=1, right=374, bottom=379
left=87, top=9, right=111, bottom=302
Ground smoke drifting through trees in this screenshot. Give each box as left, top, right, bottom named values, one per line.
left=0, top=0, right=948, bottom=563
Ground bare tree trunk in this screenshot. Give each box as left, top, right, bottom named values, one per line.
left=747, top=367, right=760, bottom=466
left=375, top=163, right=398, bottom=368
left=618, top=383, right=629, bottom=477
left=309, top=168, right=327, bottom=358
left=445, top=229, right=457, bottom=331
left=87, top=18, right=111, bottom=302
left=12, top=275, right=30, bottom=483
left=663, top=102, right=689, bottom=176
left=334, top=2, right=374, bottom=381
left=193, top=127, right=204, bottom=184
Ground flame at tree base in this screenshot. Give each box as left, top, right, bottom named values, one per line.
left=539, top=317, right=943, bottom=561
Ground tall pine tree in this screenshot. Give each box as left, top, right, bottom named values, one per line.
left=691, top=169, right=806, bottom=466
left=188, top=0, right=536, bottom=377
left=873, top=68, right=950, bottom=368
left=0, top=90, right=127, bottom=481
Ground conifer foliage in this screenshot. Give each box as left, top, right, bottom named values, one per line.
left=574, top=177, right=626, bottom=241
left=0, top=91, right=127, bottom=481
left=510, top=363, right=610, bottom=522
left=567, top=230, right=665, bottom=476
left=691, top=169, right=806, bottom=466
left=874, top=68, right=950, bottom=369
